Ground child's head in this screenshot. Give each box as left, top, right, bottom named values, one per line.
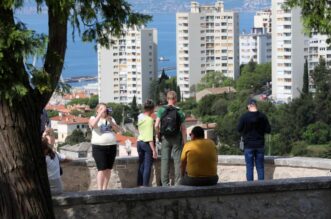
left=43, top=128, right=55, bottom=146
left=143, top=99, right=155, bottom=113
left=42, top=137, right=55, bottom=159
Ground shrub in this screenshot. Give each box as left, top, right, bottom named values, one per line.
left=302, top=122, right=330, bottom=144
left=218, top=145, right=242, bottom=155
left=290, top=141, right=308, bottom=156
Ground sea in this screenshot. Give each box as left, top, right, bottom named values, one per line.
left=17, top=12, right=254, bottom=84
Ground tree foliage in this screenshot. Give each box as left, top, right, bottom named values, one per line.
left=0, top=0, right=151, bottom=217
left=149, top=74, right=180, bottom=105
left=311, top=58, right=331, bottom=124
left=129, top=95, right=139, bottom=124
left=196, top=71, right=235, bottom=92
left=65, top=129, right=86, bottom=145
left=107, top=102, right=129, bottom=125
left=66, top=95, right=99, bottom=109
left=236, top=62, right=271, bottom=93
left=302, top=59, right=309, bottom=95
left=284, top=0, right=331, bottom=43
left=302, top=122, right=330, bottom=144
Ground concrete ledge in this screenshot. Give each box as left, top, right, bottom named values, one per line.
left=70, top=156, right=331, bottom=170
left=274, top=157, right=331, bottom=169
left=53, top=176, right=331, bottom=206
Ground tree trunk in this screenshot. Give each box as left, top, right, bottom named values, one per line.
left=0, top=97, right=54, bottom=218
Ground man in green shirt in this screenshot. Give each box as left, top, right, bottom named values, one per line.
left=155, top=91, right=186, bottom=186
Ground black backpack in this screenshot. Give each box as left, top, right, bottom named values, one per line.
left=160, top=106, right=181, bottom=137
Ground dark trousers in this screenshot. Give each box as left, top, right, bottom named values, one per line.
left=244, top=148, right=265, bottom=181
left=137, top=141, right=153, bottom=186
left=180, top=175, right=219, bottom=186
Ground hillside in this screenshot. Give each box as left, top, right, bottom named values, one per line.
left=20, top=0, right=271, bottom=14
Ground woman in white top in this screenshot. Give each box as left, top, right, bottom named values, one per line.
left=89, top=103, right=121, bottom=190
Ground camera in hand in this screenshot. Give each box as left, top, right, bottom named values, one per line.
left=106, top=107, right=112, bottom=114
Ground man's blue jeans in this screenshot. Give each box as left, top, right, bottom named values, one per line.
left=244, top=148, right=265, bottom=181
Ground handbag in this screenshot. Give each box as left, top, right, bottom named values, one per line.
left=239, top=137, right=244, bottom=151
left=56, top=153, right=63, bottom=176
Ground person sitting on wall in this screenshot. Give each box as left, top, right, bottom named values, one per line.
left=180, top=126, right=219, bottom=186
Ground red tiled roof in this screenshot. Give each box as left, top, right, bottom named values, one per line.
left=63, top=92, right=89, bottom=100
left=46, top=104, right=71, bottom=114
left=115, top=133, right=137, bottom=146
left=50, top=115, right=89, bottom=125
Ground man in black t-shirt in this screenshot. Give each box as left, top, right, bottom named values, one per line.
left=237, top=99, right=271, bottom=181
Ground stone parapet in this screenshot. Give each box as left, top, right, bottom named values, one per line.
left=53, top=176, right=331, bottom=219
left=60, top=156, right=331, bottom=191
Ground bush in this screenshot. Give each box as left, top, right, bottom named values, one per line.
left=266, top=134, right=290, bottom=156
left=218, top=145, right=242, bottom=155
left=302, top=122, right=330, bottom=144
left=290, top=141, right=308, bottom=156
left=65, top=129, right=86, bottom=145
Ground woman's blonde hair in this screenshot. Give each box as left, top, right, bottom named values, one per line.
left=95, top=103, right=107, bottom=111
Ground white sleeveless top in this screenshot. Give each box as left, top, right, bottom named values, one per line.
left=90, top=116, right=117, bottom=145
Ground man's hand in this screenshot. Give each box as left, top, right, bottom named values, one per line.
left=152, top=149, right=158, bottom=159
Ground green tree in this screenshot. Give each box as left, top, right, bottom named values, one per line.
left=302, top=122, right=330, bottom=144
left=149, top=79, right=160, bottom=105
left=196, top=71, right=235, bottom=91
left=66, top=95, right=99, bottom=109
left=236, top=63, right=271, bottom=93
left=47, top=110, right=59, bottom=118
left=0, top=1, right=150, bottom=217
left=87, top=95, right=99, bottom=109
left=107, top=102, right=129, bottom=125
left=176, top=85, right=181, bottom=102
left=129, top=95, right=139, bottom=124
left=177, top=97, right=197, bottom=116
left=65, top=129, right=86, bottom=145
left=159, top=69, right=169, bottom=83
left=311, top=58, right=331, bottom=124
left=302, top=59, right=309, bottom=95
left=284, top=0, right=331, bottom=43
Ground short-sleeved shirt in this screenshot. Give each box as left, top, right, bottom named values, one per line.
left=181, top=139, right=218, bottom=177
left=90, top=116, right=117, bottom=145
left=46, top=152, right=66, bottom=180
left=137, top=113, right=154, bottom=142
left=156, top=105, right=185, bottom=124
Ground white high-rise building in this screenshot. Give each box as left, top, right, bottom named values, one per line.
left=240, top=27, right=272, bottom=65
left=176, top=1, right=239, bottom=99
left=98, top=27, right=158, bottom=105
left=272, top=0, right=308, bottom=102
left=254, top=9, right=272, bottom=33
left=308, top=34, right=331, bottom=92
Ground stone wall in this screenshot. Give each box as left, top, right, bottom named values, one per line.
left=61, top=156, right=331, bottom=191
left=53, top=177, right=331, bottom=219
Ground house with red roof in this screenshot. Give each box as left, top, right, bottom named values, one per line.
left=50, top=115, right=89, bottom=143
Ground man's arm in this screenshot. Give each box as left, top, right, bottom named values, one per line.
left=155, top=117, right=161, bottom=140
left=180, top=144, right=187, bottom=176
left=237, top=115, right=244, bottom=133
left=181, top=159, right=187, bottom=177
